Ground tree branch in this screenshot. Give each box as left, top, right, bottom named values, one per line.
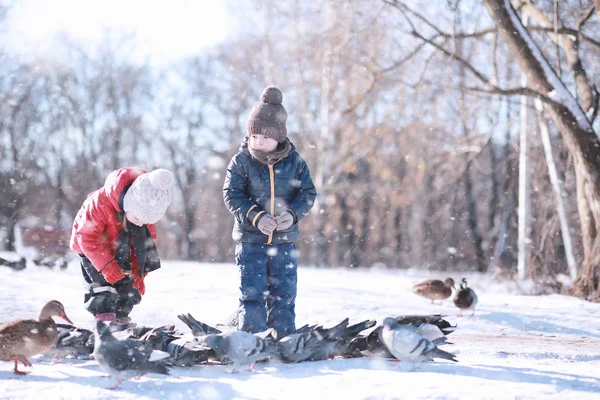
left=465, top=85, right=559, bottom=107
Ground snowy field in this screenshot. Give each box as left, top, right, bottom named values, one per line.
left=1, top=253, right=599, bottom=400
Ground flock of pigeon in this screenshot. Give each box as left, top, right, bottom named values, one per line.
left=0, top=276, right=477, bottom=389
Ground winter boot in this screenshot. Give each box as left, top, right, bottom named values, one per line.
left=95, top=312, right=117, bottom=322
left=115, top=312, right=132, bottom=324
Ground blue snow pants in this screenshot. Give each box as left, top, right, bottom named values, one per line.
left=236, top=242, right=298, bottom=337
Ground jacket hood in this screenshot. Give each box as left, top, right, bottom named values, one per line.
left=102, top=168, right=147, bottom=213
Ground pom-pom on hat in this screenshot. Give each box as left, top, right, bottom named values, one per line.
left=123, top=169, right=174, bottom=224
left=246, top=86, right=288, bottom=143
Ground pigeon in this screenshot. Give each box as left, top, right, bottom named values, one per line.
left=0, top=256, right=26, bottom=271
left=202, top=331, right=273, bottom=372
left=393, top=315, right=456, bottom=345
left=275, top=318, right=376, bottom=362
left=345, top=315, right=456, bottom=358
left=93, top=320, right=170, bottom=389
left=454, top=278, right=478, bottom=316
left=274, top=320, right=346, bottom=363
left=137, top=325, right=182, bottom=351
left=47, top=324, right=95, bottom=360
left=380, top=317, right=457, bottom=363
left=164, top=337, right=219, bottom=366
left=177, top=313, right=222, bottom=336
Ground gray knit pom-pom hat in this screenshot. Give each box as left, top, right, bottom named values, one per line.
left=246, top=86, right=288, bottom=143
left=123, top=169, right=174, bottom=224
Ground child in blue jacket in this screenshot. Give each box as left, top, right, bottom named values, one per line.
left=223, top=86, right=317, bottom=337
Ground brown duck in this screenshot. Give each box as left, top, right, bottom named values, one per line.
left=412, top=277, right=455, bottom=304
left=453, top=278, right=478, bottom=316
left=0, top=300, right=73, bottom=374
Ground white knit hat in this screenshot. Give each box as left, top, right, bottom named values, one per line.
left=123, top=169, right=174, bottom=224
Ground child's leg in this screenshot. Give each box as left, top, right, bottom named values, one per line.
left=80, top=255, right=118, bottom=320
left=266, top=243, right=298, bottom=337
left=114, top=278, right=142, bottom=322
left=236, top=243, right=269, bottom=333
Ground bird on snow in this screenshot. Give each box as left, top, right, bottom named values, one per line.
left=164, top=336, right=220, bottom=366
left=47, top=323, right=94, bottom=360
left=275, top=318, right=376, bottom=363
left=136, top=324, right=182, bottom=352
left=345, top=315, right=456, bottom=358
left=412, top=277, right=455, bottom=304
left=0, top=300, right=73, bottom=374
left=177, top=313, right=223, bottom=336
left=93, top=320, right=170, bottom=389
left=380, top=317, right=457, bottom=363
left=454, top=278, right=478, bottom=316
left=202, top=331, right=273, bottom=372
left=394, top=314, right=457, bottom=345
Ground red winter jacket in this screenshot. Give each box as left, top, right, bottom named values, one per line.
left=70, top=168, right=158, bottom=295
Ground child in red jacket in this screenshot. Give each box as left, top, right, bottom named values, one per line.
left=70, top=167, right=173, bottom=323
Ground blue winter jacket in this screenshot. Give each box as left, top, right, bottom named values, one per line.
left=223, top=137, right=317, bottom=244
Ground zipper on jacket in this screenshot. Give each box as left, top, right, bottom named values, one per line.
left=267, top=163, right=276, bottom=245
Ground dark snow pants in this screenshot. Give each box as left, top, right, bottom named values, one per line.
left=236, top=242, right=298, bottom=337
left=79, top=255, right=141, bottom=320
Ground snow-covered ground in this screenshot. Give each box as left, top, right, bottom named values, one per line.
left=1, top=254, right=599, bottom=400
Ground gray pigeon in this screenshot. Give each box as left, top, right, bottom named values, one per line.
left=93, top=320, right=170, bottom=389
left=276, top=318, right=376, bottom=362
left=345, top=314, right=456, bottom=358
left=137, top=325, right=183, bottom=351
left=202, top=331, right=273, bottom=372
left=177, top=313, right=222, bottom=336
left=47, top=324, right=95, bottom=360
left=393, top=315, right=456, bottom=345
left=164, top=337, right=219, bottom=366
left=380, top=317, right=457, bottom=363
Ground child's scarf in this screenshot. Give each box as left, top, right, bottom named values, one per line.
left=248, top=138, right=292, bottom=165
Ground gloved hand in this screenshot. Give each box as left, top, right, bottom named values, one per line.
left=276, top=211, right=294, bottom=231
left=257, top=214, right=277, bottom=235
left=133, top=278, right=145, bottom=295
left=101, top=261, right=127, bottom=284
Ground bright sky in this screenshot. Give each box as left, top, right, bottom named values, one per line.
left=1, top=0, right=231, bottom=63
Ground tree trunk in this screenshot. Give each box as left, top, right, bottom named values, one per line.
left=183, top=202, right=198, bottom=260
left=356, top=188, right=372, bottom=268
left=424, top=174, right=436, bottom=268
left=393, top=206, right=403, bottom=268
left=517, top=53, right=530, bottom=281
left=464, top=162, right=487, bottom=272
left=483, top=0, right=600, bottom=300
left=535, top=99, right=578, bottom=281
left=6, top=217, right=17, bottom=252
left=513, top=0, right=594, bottom=111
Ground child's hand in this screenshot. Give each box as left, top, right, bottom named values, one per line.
left=257, top=214, right=277, bottom=235
left=276, top=211, right=294, bottom=231
left=101, top=261, right=127, bottom=284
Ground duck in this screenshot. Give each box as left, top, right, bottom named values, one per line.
left=412, top=277, right=455, bottom=304
left=0, top=300, right=73, bottom=374
left=454, top=278, right=478, bottom=316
